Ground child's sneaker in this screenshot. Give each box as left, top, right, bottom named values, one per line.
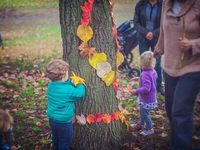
left=129, top=123, right=143, bottom=131
left=140, top=129, right=154, bottom=136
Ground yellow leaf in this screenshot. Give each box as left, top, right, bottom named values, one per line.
left=116, top=52, right=124, bottom=68
left=88, top=52, right=107, bottom=69
left=71, top=71, right=86, bottom=86
left=102, top=70, right=115, bottom=86
left=77, top=25, right=93, bottom=42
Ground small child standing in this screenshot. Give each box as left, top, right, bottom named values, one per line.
left=130, top=51, right=158, bottom=136
left=45, top=59, right=86, bottom=150
left=0, top=109, right=17, bottom=150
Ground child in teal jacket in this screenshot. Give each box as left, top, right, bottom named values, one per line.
left=45, top=59, right=86, bottom=150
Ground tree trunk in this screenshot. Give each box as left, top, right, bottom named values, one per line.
left=59, top=0, right=124, bottom=149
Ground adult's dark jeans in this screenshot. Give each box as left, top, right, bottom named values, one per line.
left=164, top=72, right=200, bottom=150
left=49, top=119, right=73, bottom=150
left=138, top=39, right=163, bottom=91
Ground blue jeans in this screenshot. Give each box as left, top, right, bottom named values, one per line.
left=0, top=133, right=9, bottom=150
left=140, top=107, right=153, bottom=130
left=49, top=119, right=73, bottom=150
left=138, top=39, right=163, bottom=90
left=164, top=72, right=200, bottom=150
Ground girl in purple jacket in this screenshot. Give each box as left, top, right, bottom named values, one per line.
left=130, top=51, right=158, bottom=136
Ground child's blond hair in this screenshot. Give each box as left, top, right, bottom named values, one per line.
left=45, top=59, right=69, bottom=81
left=140, top=51, right=156, bottom=69
left=0, top=109, right=13, bottom=132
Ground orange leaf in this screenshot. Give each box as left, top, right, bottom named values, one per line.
left=78, top=42, right=96, bottom=57
left=87, top=114, right=95, bottom=124
left=111, top=112, right=119, bottom=121
left=102, top=114, right=111, bottom=124
left=95, top=113, right=103, bottom=123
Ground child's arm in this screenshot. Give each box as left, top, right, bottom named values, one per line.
left=70, top=83, right=86, bottom=101
left=135, top=74, right=151, bottom=94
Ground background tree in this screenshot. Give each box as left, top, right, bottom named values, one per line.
left=59, top=0, right=126, bottom=149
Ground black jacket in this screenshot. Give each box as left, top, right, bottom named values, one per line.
left=134, top=0, right=163, bottom=40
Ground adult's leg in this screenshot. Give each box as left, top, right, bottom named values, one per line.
left=150, top=40, right=163, bottom=92
left=138, top=39, right=150, bottom=55
left=171, top=72, right=200, bottom=150
left=58, top=122, right=73, bottom=150
left=164, top=72, right=179, bottom=122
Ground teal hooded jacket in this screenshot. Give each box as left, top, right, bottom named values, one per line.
left=47, top=79, right=86, bottom=123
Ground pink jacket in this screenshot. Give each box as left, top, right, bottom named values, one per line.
left=155, top=0, right=200, bottom=77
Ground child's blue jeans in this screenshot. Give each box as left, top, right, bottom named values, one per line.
left=140, top=107, right=153, bottom=130
left=49, top=119, right=73, bottom=150
left=0, top=133, right=9, bottom=150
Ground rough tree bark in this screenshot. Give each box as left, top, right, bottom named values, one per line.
left=59, top=0, right=124, bottom=149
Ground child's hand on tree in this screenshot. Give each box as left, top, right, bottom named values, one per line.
left=130, top=77, right=139, bottom=82
left=131, top=89, right=137, bottom=94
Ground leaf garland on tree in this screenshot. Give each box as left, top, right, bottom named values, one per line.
left=73, top=0, right=132, bottom=128
left=76, top=0, right=116, bottom=86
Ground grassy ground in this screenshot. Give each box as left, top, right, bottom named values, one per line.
left=0, top=0, right=58, bottom=8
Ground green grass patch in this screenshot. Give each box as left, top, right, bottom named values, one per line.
left=122, top=99, right=136, bottom=112
left=32, top=127, right=41, bottom=134
left=0, top=80, right=19, bottom=89
left=20, top=86, right=34, bottom=98
left=16, top=110, right=26, bottom=118
left=4, top=25, right=60, bottom=47
left=2, top=56, right=34, bottom=71
left=24, top=101, right=36, bottom=109
left=38, top=80, right=45, bottom=88
left=157, top=94, right=165, bottom=102
left=0, top=0, right=58, bottom=8
left=1, top=48, right=61, bottom=71
left=27, top=119, right=37, bottom=126
left=39, top=99, right=47, bottom=109
left=40, top=137, right=51, bottom=145
left=15, top=125, right=24, bottom=134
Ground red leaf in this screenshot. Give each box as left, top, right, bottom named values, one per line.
left=88, top=0, right=94, bottom=4
left=111, top=112, right=119, bottom=121
left=81, top=18, right=90, bottom=26
left=113, top=79, right=119, bottom=92
left=95, top=113, right=103, bottom=123
left=72, top=116, right=76, bottom=124
left=87, top=114, right=95, bottom=124
left=81, top=2, right=92, bottom=12
left=112, top=26, right=118, bottom=39
left=102, top=114, right=111, bottom=124
left=82, top=12, right=91, bottom=20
